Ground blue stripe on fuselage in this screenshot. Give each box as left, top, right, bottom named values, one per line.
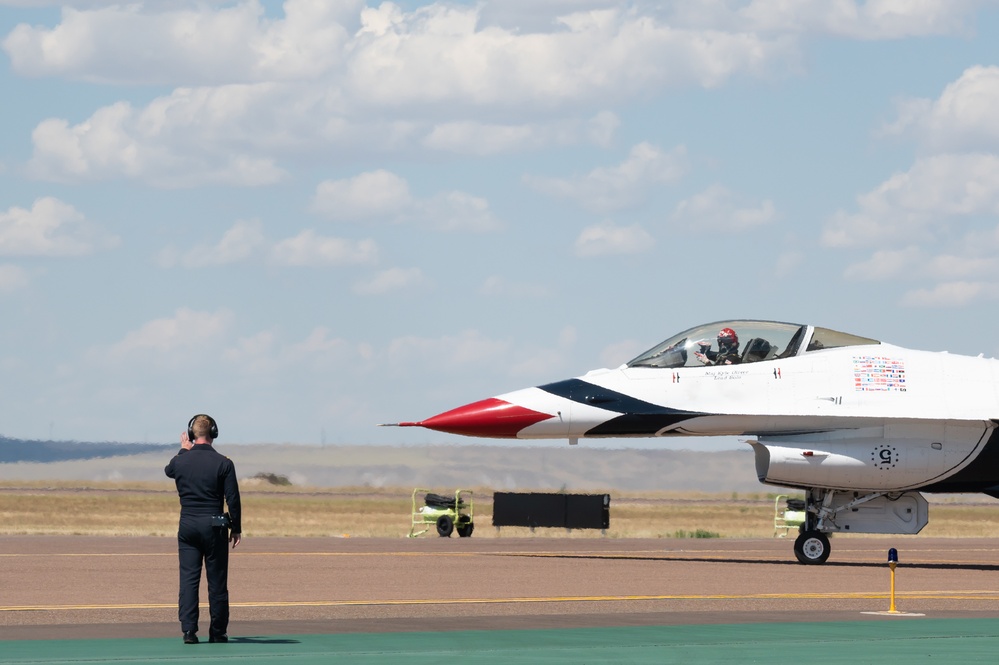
left=922, top=421, right=999, bottom=494
left=537, top=378, right=703, bottom=436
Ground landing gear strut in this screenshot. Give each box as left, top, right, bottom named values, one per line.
left=785, top=487, right=929, bottom=564
left=790, top=488, right=834, bottom=565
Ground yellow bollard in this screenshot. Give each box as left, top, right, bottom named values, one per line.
left=888, top=548, right=899, bottom=614
left=861, top=547, right=923, bottom=616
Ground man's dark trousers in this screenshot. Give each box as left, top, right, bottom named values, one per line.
left=177, top=515, right=229, bottom=637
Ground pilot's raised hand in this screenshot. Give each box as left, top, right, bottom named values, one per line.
left=693, top=340, right=712, bottom=364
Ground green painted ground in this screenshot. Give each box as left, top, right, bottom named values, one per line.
left=1, top=619, right=997, bottom=664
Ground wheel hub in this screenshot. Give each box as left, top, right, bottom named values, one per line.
left=802, top=537, right=825, bottom=559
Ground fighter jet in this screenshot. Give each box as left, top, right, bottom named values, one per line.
left=390, top=319, right=999, bottom=564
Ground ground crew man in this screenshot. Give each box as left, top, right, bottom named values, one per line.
left=165, top=414, right=242, bottom=645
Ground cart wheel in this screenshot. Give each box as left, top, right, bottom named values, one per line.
left=456, top=522, right=474, bottom=538
left=436, top=515, right=454, bottom=537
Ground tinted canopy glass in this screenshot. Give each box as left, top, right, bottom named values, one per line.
left=627, top=320, right=807, bottom=369
left=627, top=321, right=881, bottom=369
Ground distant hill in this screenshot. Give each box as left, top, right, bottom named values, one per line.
left=0, top=440, right=765, bottom=493
left=0, top=436, right=172, bottom=464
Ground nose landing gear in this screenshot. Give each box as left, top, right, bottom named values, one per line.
left=793, top=530, right=831, bottom=564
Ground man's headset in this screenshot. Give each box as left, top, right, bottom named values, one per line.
left=187, top=414, right=219, bottom=442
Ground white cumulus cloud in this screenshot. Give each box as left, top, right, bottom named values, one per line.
left=220, top=327, right=356, bottom=376
left=386, top=330, right=513, bottom=372
left=2, top=1, right=355, bottom=85
left=822, top=153, right=999, bottom=248
left=0, top=197, right=118, bottom=257
left=159, top=221, right=379, bottom=269
left=574, top=220, right=654, bottom=257
left=672, top=184, right=777, bottom=230
left=352, top=267, right=427, bottom=295
left=738, top=0, right=984, bottom=39
left=28, top=89, right=289, bottom=187
left=177, top=219, right=267, bottom=267
left=829, top=64, right=999, bottom=307
left=423, top=111, right=620, bottom=155
left=843, top=247, right=924, bottom=281
left=901, top=281, right=999, bottom=308
left=312, top=170, right=501, bottom=231
left=269, top=230, right=379, bottom=267
left=884, top=65, right=999, bottom=153
left=106, top=307, right=233, bottom=358
left=527, top=143, right=688, bottom=213
left=10, top=2, right=793, bottom=185
left=311, top=170, right=412, bottom=220
left=416, top=191, right=502, bottom=232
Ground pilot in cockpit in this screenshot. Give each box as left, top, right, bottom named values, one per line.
left=694, top=327, right=741, bottom=365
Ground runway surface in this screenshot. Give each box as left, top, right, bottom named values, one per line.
left=3, top=535, right=999, bottom=635
left=2, top=535, right=999, bottom=662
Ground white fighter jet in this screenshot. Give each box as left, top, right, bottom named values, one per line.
left=392, top=320, right=999, bottom=564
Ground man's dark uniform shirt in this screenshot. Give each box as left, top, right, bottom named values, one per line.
left=165, top=444, right=241, bottom=640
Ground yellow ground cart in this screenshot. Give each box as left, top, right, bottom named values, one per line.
left=774, top=495, right=807, bottom=537
left=408, top=488, right=474, bottom=538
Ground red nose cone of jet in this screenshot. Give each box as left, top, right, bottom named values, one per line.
left=401, top=398, right=554, bottom=438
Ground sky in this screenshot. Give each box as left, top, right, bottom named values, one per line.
left=2, top=1, right=999, bottom=448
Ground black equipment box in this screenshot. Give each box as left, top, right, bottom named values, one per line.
left=492, top=492, right=610, bottom=529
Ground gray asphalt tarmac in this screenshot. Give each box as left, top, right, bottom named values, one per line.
left=2, top=535, right=998, bottom=640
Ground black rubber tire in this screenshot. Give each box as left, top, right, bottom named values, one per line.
left=456, top=522, right=474, bottom=538
left=794, top=530, right=831, bottom=564
left=436, top=515, right=454, bottom=538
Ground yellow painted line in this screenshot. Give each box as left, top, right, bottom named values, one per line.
left=5, top=590, right=999, bottom=612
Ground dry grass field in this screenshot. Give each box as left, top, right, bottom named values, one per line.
left=2, top=480, right=999, bottom=540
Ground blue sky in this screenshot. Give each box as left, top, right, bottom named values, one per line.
left=2, top=0, right=999, bottom=447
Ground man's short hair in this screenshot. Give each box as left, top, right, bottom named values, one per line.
left=191, top=415, right=216, bottom=441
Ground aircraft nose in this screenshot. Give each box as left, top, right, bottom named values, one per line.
left=399, top=397, right=554, bottom=438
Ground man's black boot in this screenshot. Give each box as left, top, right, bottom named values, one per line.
left=209, top=634, right=228, bottom=643
left=183, top=631, right=198, bottom=644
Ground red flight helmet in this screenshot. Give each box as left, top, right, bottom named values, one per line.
left=717, top=327, right=738, bottom=351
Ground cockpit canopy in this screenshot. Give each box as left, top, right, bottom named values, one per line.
left=626, top=320, right=880, bottom=369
